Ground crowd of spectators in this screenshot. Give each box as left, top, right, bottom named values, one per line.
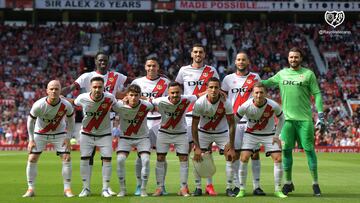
left=0, top=21, right=358, bottom=147
left=311, top=22, right=360, bottom=146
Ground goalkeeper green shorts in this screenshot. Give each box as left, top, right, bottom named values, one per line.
left=280, top=120, right=315, bottom=151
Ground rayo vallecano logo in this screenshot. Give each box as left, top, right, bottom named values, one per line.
left=324, top=11, right=345, bottom=28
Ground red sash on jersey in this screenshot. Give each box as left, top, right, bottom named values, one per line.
left=38, top=103, right=67, bottom=133
left=202, top=101, right=225, bottom=131
left=124, top=104, right=149, bottom=136
left=246, top=104, right=274, bottom=132
left=105, top=72, right=118, bottom=94
left=152, top=78, right=167, bottom=98
left=187, top=66, right=215, bottom=112
left=83, top=97, right=112, bottom=132
left=233, top=74, right=257, bottom=113
left=161, top=99, right=190, bottom=129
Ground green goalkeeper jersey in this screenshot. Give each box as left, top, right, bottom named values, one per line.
left=262, top=67, right=321, bottom=121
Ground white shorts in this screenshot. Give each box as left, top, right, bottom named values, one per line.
left=185, top=116, right=193, bottom=143
left=117, top=137, right=151, bottom=154
left=199, top=130, right=229, bottom=151
left=147, top=118, right=161, bottom=148
left=235, top=123, right=261, bottom=152
left=242, top=133, right=281, bottom=156
left=80, top=133, right=113, bottom=158
left=32, top=133, right=69, bottom=154
left=156, top=131, right=189, bottom=155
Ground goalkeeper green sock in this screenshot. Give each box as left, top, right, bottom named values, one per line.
left=282, top=149, right=293, bottom=183
left=305, top=150, right=318, bottom=184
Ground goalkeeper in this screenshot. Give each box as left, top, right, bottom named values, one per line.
left=261, top=47, right=325, bottom=197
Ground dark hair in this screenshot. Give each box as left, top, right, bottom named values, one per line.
left=90, top=76, right=104, bottom=84
left=95, top=51, right=108, bottom=60
left=236, top=51, right=249, bottom=59
left=168, top=81, right=181, bottom=88
left=126, top=84, right=141, bottom=94
left=253, top=82, right=266, bottom=92
left=146, top=56, right=159, bottom=63
left=192, top=43, right=205, bottom=52
left=289, top=47, right=303, bottom=58
left=206, top=77, right=220, bottom=87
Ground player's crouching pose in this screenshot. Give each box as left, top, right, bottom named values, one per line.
left=114, top=84, right=154, bottom=197
left=74, top=76, right=118, bottom=198
left=23, top=80, right=75, bottom=198
left=235, top=82, right=287, bottom=198
left=192, top=77, right=236, bottom=197
left=151, top=82, right=198, bottom=197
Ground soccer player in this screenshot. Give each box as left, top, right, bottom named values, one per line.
left=151, top=81, right=197, bottom=197
left=23, top=80, right=75, bottom=198
left=235, top=82, right=287, bottom=198
left=74, top=76, right=118, bottom=198
left=131, top=57, right=170, bottom=195
left=175, top=44, right=219, bottom=195
left=192, top=77, right=236, bottom=197
left=221, top=52, right=265, bottom=196
left=62, top=51, right=127, bottom=196
left=262, top=47, right=325, bottom=196
left=114, top=84, right=154, bottom=197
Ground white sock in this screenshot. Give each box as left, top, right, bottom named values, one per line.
left=252, top=159, right=261, bottom=189
left=80, top=159, right=90, bottom=189
left=163, top=160, right=168, bottom=187
left=102, top=161, right=112, bottom=190
left=89, top=160, right=93, bottom=186
left=193, top=167, right=202, bottom=189
left=156, top=161, right=165, bottom=188
left=180, top=161, right=189, bottom=188
left=274, top=162, right=283, bottom=192
left=135, top=157, right=142, bottom=187
left=62, top=161, right=72, bottom=190
left=206, top=177, right=213, bottom=185
left=239, top=161, right=248, bottom=190
left=140, top=153, right=150, bottom=190
left=117, top=154, right=127, bottom=190
left=226, top=161, right=233, bottom=189
left=26, top=161, right=37, bottom=190
left=233, top=159, right=240, bottom=188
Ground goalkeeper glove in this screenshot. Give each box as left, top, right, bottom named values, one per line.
left=315, top=112, right=326, bottom=134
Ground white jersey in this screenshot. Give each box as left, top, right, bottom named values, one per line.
left=193, top=94, right=233, bottom=134
left=175, top=65, right=219, bottom=115
left=152, top=95, right=198, bottom=134
left=237, top=98, right=283, bottom=135
left=131, top=76, right=170, bottom=119
left=74, top=92, right=117, bottom=136
left=221, top=72, right=261, bottom=114
left=75, top=70, right=127, bottom=96
left=114, top=100, right=154, bottom=139
left=30, top=97, right=74, bottom=135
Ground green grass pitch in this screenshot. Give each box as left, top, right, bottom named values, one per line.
left=1, top=151, right=359, bottom=203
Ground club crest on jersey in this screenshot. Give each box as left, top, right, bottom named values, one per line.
left=108, top=77, right=114, bottom=82
left=179, top=104, right=184, bottom=109
left=202, top=72, right=208, bottom=77
left=263, top=112, right=270, bottom=117
left=138, top=112, right=144, bottom=117
left=101, top=103, right=108, bottom=109
left=57, top=111, right=64, bottom=116
left=299, top=74, right=304, bottom=78
left=246, top=79, right=252, bottom=84
left=157, top=85, right=163, bottom=90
